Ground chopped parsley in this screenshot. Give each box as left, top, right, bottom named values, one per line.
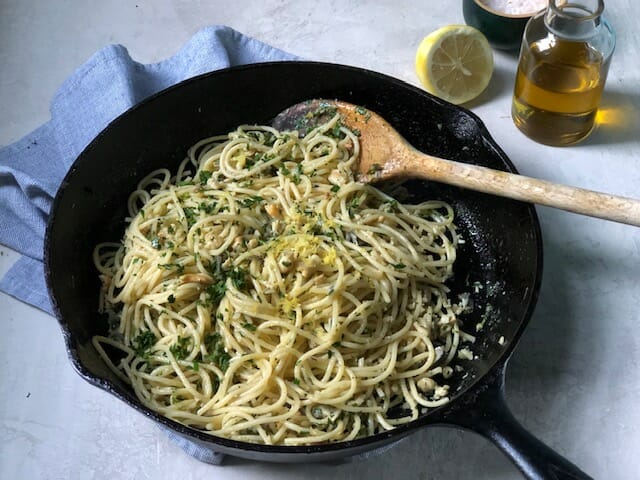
left=242, top=322, right=257, bottom=332
left=239, top=195, right=264, bottom=208
left=291, top=164, right=302, bottom=185
left=150, top=237, right=161, bottom=249
left=383, top=199, right=399, bottom=213
left=347, top=196, right=361, bottom=217
left=247, top=152, right=274, bottom=169
left=292, top=103, right=338, bottom=136
left=228, top=267, right=248, bottom=290
left=245, top=154, right=257, bottom=169
left=330, top=122, right=343, bottom=138
left=183, top=207, right=198, bottom=228
left=198, top=201, right=216, bottom=214
left=158, top=263, right=185, bottom=274
left=330, top=184, right=340, bottom=193
left=314, top=103, right=338, bottom=118
left=279, top=164, right=291, bottom=176
left=264, top=132, right=276, bottom=147
left=198, top=170, right=212, bottom=185
left=392, top=263, right=406, bottom=270
left=205, top=281, right=227, bottom=305
left=367, top=163, right=382, bottom=175
left=169, top=336, right=190, bottom=360
left=355, top=106, right=372, bottom=122
left=133, top=331, right=156, bottom=358
left=202, top=266, right=249, bottom=306
left=167, top=294, right=176, bottom=304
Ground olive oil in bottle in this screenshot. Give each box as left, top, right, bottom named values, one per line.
left=512, top=0, right=615, bottom=146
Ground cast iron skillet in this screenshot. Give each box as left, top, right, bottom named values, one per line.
left=45, top=61, right=590, bottom=479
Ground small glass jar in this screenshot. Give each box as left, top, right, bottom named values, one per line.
left=511, top=0, right=615, bottom=146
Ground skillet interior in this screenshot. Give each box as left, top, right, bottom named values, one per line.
left=45, top=61, right=542, bottom=461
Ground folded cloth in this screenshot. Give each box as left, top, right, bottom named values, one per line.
left=0, top=25, right=298, bottom=315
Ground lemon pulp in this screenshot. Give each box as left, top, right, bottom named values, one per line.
left=415, top=25, right=494, bottom=105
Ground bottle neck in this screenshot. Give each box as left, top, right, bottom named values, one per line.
left=544, top=0, right=604, bottom=40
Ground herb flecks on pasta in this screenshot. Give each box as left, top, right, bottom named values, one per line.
left=93, top=114, right=474, bottom=445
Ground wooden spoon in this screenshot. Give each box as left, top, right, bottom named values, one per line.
left=272, top=99, right=640, bottom=227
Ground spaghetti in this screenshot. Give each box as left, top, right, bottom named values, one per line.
left=93, top=114, right=473, bottom=445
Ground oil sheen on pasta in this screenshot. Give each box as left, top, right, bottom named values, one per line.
left=93, top=114, right=474, bottom=445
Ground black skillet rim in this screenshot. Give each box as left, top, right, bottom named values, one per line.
left=44, top=60, right=543, bottom=455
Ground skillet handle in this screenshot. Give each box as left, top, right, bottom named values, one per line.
left=439, top=364, right=593, bottom=480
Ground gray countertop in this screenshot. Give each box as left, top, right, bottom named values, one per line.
left=1, top=1, right=639, bottom=479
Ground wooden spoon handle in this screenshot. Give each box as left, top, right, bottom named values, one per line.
left=406, top=149, right=640, bottom=226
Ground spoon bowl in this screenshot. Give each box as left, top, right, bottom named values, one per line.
left=273, top=99, right=640, bottom=227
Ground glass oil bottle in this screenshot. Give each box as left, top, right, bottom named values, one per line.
left=512, top=0, right=615, bottom=146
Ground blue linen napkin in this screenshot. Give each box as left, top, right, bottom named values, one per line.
left=0, top=25, right=298, bottom=465
left=0, top=25, right=297, bottom=315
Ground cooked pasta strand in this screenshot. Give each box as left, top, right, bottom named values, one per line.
left=93, top=115, right=473, bottom=445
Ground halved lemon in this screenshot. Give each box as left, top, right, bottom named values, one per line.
left=415, top=25, right=494, bottom=105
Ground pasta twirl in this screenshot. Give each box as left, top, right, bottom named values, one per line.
left=93, top=114, right=473, bottom=445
